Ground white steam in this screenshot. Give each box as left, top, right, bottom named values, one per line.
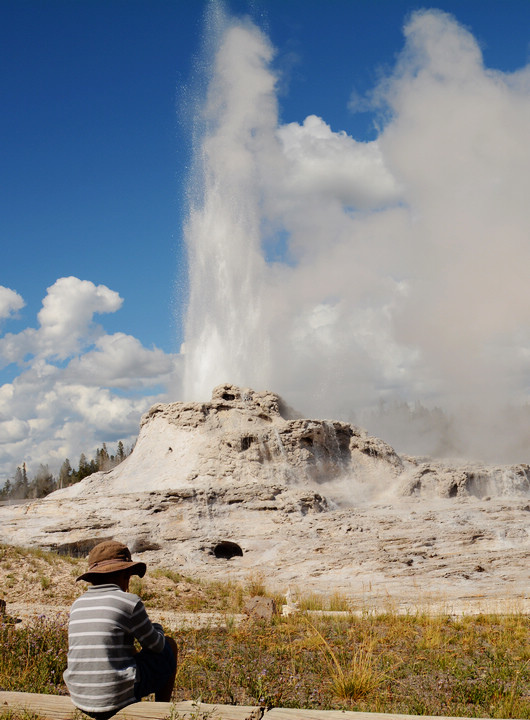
left=183, top=8, right=530, bottom=463
left=183, top=15, right=278, bottom=398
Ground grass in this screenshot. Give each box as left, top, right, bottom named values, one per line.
left=0, top=543, right=85, bottom=606
left=3, top=606, right=528, bottom=718
left=0, top=543, right=269, bottom=612
left=0, top=544, right=78, bottom=567
left=1, top=545, right=529, bottom=718
left=0, top=613, right=69, bottom=694
left=297, top=590, right=350, bottom=612
left=176, top=612, right=530, bottom=715
left=307, top=620, right=388, bottom=702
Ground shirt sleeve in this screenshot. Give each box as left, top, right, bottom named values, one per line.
left=129, top=599, right=165, bottom=652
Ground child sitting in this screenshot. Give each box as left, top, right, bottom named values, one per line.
left=64, top=540, right=178, bottom=720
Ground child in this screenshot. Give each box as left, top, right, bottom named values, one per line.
left=64, top=540, right=178, bottom=720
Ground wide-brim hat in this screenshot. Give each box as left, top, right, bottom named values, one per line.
left=76, top=540, right=146, bottom=582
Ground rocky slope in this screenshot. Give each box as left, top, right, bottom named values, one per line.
left=1, top=384, right=528, bottom=609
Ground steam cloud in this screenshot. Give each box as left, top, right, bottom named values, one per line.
left=183, top=7, right=530, bottom=463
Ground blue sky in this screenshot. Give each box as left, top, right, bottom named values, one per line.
left=3, top=0, right=529, bottom=353
left=2, top=0, right=530, bottom=478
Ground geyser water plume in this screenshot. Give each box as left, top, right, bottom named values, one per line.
left=183, top=9, right=278, bottom=400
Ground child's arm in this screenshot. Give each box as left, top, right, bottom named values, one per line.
left=130, top=599, right=166, bottom=652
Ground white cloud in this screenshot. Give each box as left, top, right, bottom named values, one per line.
left=377, top=10, right=530, bottom=405
left=0, top=277, right=180, bottom=478
left=37, top=276, right=123, bottom=360
left=64, top=332, right=177, bottom=388
left=0, top=277, right=123, bottom=366
left=0, top=286, right=25, bottom=321
left=0, top=418, right=29, bottom=444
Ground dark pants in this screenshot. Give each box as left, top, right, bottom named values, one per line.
left=81, top=639, right=177, bottom=719
left=134, top=637, right=177, bottom=700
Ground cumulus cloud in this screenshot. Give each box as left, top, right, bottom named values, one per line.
left=0, top=286, right=24, bottom=321
left=0, top=277, right=180, bottom=478
left=65, top=333, right=176, bottom=389
left=184, top=8, right=530, bottom=463
left=0, top=277, right=123, bottom=366
left=0, top=418, right=30, bottom=444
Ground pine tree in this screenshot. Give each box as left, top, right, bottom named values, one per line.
left=13, top=466, right=23, bottom=496
left=58, top=458, right=72, bottom=489
left=96, top=443, right=110, bottom=471
left=12, top=466, right=29, bottom=499
left=76, top=453, right=89, bottom=481
left=117, top=441, right=125, bottom=462
left=29, top=464, right=56, bottom=498
left=0, top=479, right=12, bottom=499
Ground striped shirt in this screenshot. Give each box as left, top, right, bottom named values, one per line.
left=63, top=583, right=165, bottom=714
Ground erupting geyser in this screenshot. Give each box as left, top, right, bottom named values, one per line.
left=183, top=15, right=277, bottom=401
left=182, top=5, right=530, bottom=464
left=1, top=4, right=529, bottom=614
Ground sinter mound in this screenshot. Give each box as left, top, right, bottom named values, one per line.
left=0, top=384, right=528, bottom=610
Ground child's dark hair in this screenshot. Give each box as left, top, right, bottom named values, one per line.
left=90, top=568, right=135, bottom=586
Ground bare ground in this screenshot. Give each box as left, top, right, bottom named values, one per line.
left=2, top=543, right=528, bottom=631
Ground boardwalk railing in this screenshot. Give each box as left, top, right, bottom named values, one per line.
left=0, top=691, right=513, bottom=720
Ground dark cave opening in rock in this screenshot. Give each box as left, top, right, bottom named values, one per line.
left=240, top=436, right=257, bottom=451
left=213, top=541, right=243, bottom=559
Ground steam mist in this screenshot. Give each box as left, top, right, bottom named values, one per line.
left=183, top=5, right=530, bottom=464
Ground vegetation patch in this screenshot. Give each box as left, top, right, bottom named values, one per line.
left=1, top=545, right=529, bottom=718
left=1, top=602, right=529, bottom=717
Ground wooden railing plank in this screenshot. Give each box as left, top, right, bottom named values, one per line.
left=116, top=700, right=262, bottom=719
left=0, top=691, right=75, bottom=719
left=0, top=693, right=517, bottom=720
left=263, top=710, right=511, bottom=720
left=0, top=692, right=261, bottom=720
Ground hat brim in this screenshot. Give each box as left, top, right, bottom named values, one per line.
left=76, top=560, right=146, bottom=582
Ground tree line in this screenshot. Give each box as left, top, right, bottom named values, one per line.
left=0, top=441, right=135, bottom=501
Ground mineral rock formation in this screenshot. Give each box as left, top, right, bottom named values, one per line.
left=0, top=384, right=528, bottom=609
left=60, top=383, right=403, bottom=497
left=400, top=456, right=530, bottom=499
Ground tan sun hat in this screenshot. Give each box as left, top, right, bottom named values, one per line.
left=76, top=540, right=146, bottom=582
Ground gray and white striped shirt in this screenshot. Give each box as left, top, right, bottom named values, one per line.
left=64, top=583, right=165, bottom=714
